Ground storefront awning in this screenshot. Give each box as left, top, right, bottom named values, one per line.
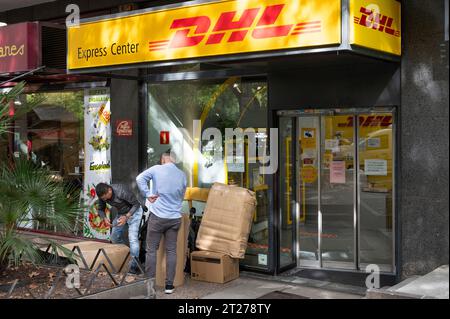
left=66, top=0, right=401, bottom=73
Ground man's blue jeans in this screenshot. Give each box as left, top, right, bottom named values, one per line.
left=110, top=207, right=143, bottom=270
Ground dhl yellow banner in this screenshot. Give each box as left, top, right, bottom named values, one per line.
left=68, top=0, right=341, bottom=70
left=350, top=0, right=401, bottom=56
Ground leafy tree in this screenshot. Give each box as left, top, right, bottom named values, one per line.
left=26, top=91, right=84, bottom=120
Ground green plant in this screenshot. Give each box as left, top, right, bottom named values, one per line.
left=0, top=82, right=82, bottom=270
left=0, top=158, right=84, bottom=270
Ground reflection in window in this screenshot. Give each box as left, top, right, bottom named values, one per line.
left=148, top=78, right=270, bottom=270
left=13, top=91, right=85, bottom=234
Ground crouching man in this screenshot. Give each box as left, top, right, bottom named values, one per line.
left=95, top=183, right=143, bottom=275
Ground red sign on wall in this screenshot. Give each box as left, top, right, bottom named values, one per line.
left=160, top=131, right=170, bottom=144
left=0, top=22, right=41, bottom=74
left=115, top=120, right=133, bottom=137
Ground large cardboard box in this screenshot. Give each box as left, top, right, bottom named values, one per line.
left=155, top=213, right=190, bottom=287
left=53, top=241, right=130, bottom=273
left=190, top=250, right=239, bottom=283
left=196, top=183, right=257, bottom=259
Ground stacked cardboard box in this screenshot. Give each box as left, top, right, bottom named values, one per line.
left=191, top=183, right=257, bottom=284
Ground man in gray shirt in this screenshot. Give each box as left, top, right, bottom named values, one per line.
left=136, top=150, right=187, bottom=297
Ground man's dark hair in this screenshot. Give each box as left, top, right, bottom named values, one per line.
left=161, top=148, right=175, bottom=161
left=95, top=183, right=110, bottom=198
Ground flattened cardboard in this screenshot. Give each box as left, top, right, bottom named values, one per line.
left=196, top=183, right=257, bottom=258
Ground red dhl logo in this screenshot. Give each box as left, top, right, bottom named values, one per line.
left=338, top=115, right=393, bottom=127
left=149, top=4, right=321, bottom=51
left=354, top=6, right=400, bottom=37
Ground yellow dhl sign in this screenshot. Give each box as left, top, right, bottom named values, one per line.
left=350, top=0, right=401, bottom=56
left=67, top=0, right=341, bottom=70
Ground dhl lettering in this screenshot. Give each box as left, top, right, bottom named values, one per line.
left=149, top=3, right=322, bottom=52
left=354, top=6, right=400, bottom=37
left=338, top=116, right=392, bottom=127
left=170, top=16, right=211, bottom=48
left=207, top=7, right=260, bottom=44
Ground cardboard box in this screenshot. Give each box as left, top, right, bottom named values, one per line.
left=53, top=241, right=130, bottom=273
left=196, top=183, right=257, bottom=259
left=155, top=213, right=190, bottom=287
left=190, top=250, right=239, bottom=284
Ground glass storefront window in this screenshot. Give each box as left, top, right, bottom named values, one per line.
left=148, top=78, right=270, bottom=270
left=12, top=91, right=85, bottom=234
left=358, top=113, right=394, bottom=271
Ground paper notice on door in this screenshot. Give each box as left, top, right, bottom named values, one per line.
left=365, top=159, right=388, bottom=176
left=367, top=138, right=381, bottom=148
left=330, top=161, right=346, bottom=184
left=325, top=139, right=340, bottom=152
left=258, top=254, right=268, bottom=266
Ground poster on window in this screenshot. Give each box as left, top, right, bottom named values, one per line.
left=330, top=161, right=346, bottom=184
left=301, top=128, right=316, bottom=149
left=83, top=88, right=112, bottom=240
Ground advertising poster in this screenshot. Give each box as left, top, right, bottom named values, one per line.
left=301, top=128, right=316, bottom=149
left=83, top=88, right=112, bottom=240
left=301, top=166, right=317, bottom=184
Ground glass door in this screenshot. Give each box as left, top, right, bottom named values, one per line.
left=278, top=109, right=395, bottom=273
left=297, top=116, right=320, bottom=268
left=279, top=116, right=297, bottom=270
left=320, top=114, right=356, bottom=269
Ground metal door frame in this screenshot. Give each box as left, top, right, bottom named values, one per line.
left=277, top=108, right=396, bottom=274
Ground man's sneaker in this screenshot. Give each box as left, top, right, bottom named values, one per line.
left=165, top=284, right=175, bottom=294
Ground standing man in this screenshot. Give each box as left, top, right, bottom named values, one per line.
left=136, top=149, right=187, bottom=298
left=95, top=183, right=143, bottom=274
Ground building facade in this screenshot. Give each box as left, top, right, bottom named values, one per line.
left=0, top=0, right=448, bottom=283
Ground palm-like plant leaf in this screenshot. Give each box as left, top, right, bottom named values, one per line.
left=0, top=229, right=44, bottom=267
left=0, top=158, right=85, bottom=267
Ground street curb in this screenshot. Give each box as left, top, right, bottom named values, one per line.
left=77, top=279, right=150, bottom=299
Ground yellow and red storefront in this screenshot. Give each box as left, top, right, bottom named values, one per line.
left=67, top=0, right=401, bottom=282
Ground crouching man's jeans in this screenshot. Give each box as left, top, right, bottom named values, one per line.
left=145, top=213, right=181, bottom=286
left=110, top=207, right=143, bottom=270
